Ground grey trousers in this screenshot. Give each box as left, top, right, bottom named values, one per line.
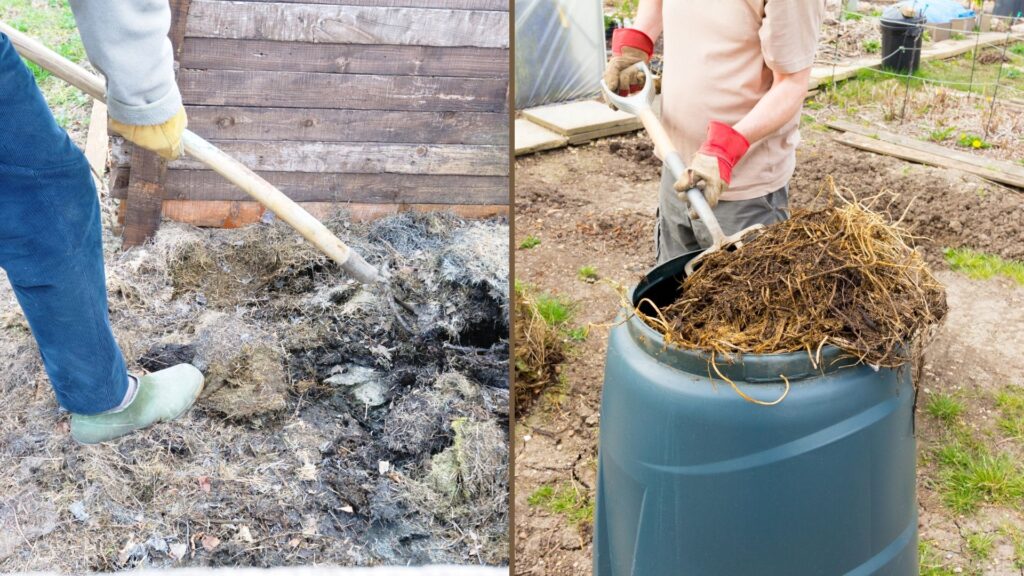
left=655, top=166, right=790, bottom=264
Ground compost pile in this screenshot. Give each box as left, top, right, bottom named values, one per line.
left=641, top=192, right=947, bottom=367
left=0, top=211, right=508, bottom=571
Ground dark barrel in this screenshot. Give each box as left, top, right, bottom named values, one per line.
left=993, top=0, right=1023, bottom=17
left=593, top=253, right=918, bottom=576
left=880, top=11, right=926, bottom=74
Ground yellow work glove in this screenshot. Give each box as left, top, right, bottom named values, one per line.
left=674, top=121, right=751, bottom=219
left=108, top=106, right=187, bottom=161
left=602, top=28, right=654, bottom=101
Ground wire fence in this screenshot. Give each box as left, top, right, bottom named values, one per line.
left=821, top=5, right=1023, bottom=139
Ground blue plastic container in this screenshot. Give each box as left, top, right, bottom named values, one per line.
left=593, top=254, right=918, bottom=576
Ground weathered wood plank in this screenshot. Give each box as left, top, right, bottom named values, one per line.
left=166, top=141, right=508, bottom=176
left=169, top=0, right=193, bottom=58
left=181, top=38, right=507, bottom=77
left=123, top=146, right=167, bottom=246
left=228, top=0, right=507, bottom=11
left=832, top=132, right=1024, bottom=190
left=186, top=1, right=509, bottom=48
left=828, top=119, right=1024, bottom=184
left=84, top=101, right=107, bottom=187
left=112, top=170, right=508, bottom=203
left=161, top=200, right=507, bottom=228
left=178, top=69, right=508, bottom=112
left=184, top=105, right=507, bottom=145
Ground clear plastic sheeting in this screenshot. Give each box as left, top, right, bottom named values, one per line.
left=515, top=0, right=605, bottom=109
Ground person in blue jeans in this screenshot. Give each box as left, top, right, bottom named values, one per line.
left=1, top=1, right=203, bottom=444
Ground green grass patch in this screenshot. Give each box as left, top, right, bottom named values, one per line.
left=528, top=483, right=595, bottom=527
left=1, top=0, right=91, bottom=131
left=1010, top=42, right=1024, bottom=57
left=819, top=47, right=1024, bottom=114
left=999, top=416, right=1024, bottom=439
left=567, top=326, right=588, bottom=342
left=996, top=386, right=1024, bottom=415
left=926, top=394, right=964, bottom=425
left=577, top=265, right=599, bottom=281
left=862, top=39, right=881, bottom=54
left=919, top=540, right=958, bottom=576
left=944, top=248, right=1024, bottom=285
left=996, top=386, right=1024, bottom=440
left=928, top=126, right=956, bottom=142
left=966, top=531, right=995, bottom=560
left=936, top=439, right=1024, bottom=513
left=533, top=293, right=573, bottom=327
left=518, top=235, right=541, bottom=250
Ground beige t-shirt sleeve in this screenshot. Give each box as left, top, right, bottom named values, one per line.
left=759, top=0, right=827, bottom=74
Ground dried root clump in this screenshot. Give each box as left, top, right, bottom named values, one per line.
left=642, top=186, right=948, bottom=367
left=513, top=283, right=566, bottom=414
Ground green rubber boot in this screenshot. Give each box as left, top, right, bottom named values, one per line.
left=70, top=364, right=204, bottom=445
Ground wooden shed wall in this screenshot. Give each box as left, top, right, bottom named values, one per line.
left=113, top=0, right=509, bottom=241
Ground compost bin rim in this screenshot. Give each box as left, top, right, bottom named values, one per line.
left=626, top=254, right=862, bottom=383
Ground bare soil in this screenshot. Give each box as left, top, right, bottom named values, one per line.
left=0, top=211, right=510, bottom=571
left=513, top=128, right=1024, bottom=575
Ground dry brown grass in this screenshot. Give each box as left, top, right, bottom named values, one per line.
left=639, top=181, right=948, bottom=369
left=513, top=284, right=567, bottom=415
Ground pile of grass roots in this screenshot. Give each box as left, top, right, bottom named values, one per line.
left=641, top=190, right=947, bottom=368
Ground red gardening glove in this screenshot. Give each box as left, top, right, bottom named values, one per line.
left=603, top=28, right=654, bottom=99
left=674, top=121, right=751, bottom=218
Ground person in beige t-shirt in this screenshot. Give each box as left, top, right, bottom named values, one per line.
left=604, top=0, right=826, bottom=263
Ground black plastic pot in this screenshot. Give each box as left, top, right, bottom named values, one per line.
left=604, top=18, right=621, bottom=45
left=880, top=13, right=926, bottom=74
left=994, top=0, right=1023, bottom=17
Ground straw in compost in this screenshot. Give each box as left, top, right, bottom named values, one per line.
left=640, top=188, right=947, bottom=368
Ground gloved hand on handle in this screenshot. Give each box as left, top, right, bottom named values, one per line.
left=674, top=121, right=750, bottom=219
left=108, top=106, right=187, bottom=161
left=602, top=28, right=654, bottom=99
left=69, top=0, right=186, bottom=160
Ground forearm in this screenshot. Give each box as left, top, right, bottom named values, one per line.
left=732, top=67, right=811, bottom=144
left=69, top=0, right=180, bottom=125
left=632, top=0, right=664, bottom=43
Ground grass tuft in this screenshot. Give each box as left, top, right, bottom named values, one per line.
left=919, top=540, right=958, bottom=576
left=925, top=394, right=964, bottom=425
left=533, top=293, right=573, bottom=327
left=577, top=265, right=599, bottom=281
left=527, top=483, right=595, bottom=527
left=519, top=235, right=541, bottom=250
left=966, top=531, right=995, bottom=560
left=936, top=440, right=1024, bottom=514
left=944, top=249, right=1024, bottom=285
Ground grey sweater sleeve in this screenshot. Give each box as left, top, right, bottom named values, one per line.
left=69, top=0, right=182, bottom=125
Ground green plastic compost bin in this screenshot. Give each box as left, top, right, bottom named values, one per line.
left=593, top=254, right=918, bottom=576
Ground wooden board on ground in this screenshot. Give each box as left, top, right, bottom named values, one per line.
left=522, top=100, right=641, bottom=138
left=828, top=120, right=1024, bottom=189
left=515, top=119, right=567, bottom=155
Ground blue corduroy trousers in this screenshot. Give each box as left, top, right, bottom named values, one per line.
left=0, top=32, right=127, bottom=414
